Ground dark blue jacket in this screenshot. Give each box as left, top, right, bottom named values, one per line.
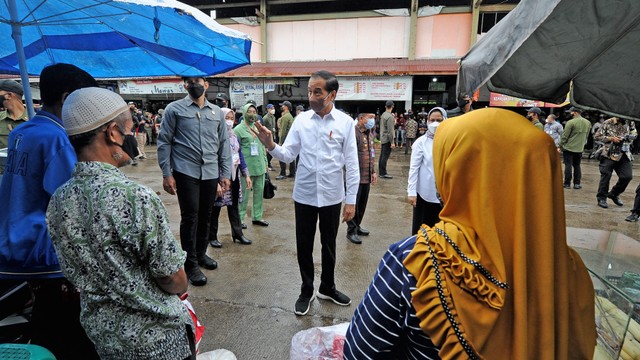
left=0, top=111, right=76, bottom=279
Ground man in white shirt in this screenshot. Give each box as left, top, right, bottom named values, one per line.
left=254, top=70, right=359, bottom=316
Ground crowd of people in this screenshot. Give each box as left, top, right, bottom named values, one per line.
left=0, top=67, right=638, bottom=359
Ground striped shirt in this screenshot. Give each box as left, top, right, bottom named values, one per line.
left=344, top=236, right=440, bottom=359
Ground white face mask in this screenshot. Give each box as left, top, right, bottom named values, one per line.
left=428, top=121, right=440, bottom=134
left=269, top=109, right=275, bottom=115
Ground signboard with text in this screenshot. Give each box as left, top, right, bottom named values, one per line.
left=336, top=76, right=412, bottom=102
left=230, top=78, right=297, bottom=110
left=118, top=79, right=185, bottom=95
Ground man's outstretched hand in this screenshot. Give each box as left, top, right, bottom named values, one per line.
left=251, top=122, right=276, bottom=151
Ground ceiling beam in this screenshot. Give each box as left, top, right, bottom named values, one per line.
left=197, top=1, right=260, bottom=10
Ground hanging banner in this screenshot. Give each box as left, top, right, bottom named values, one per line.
left=490, top=92, right=570, bottom=108
left=336, top=76, right=412, bottom=102
left=118, top=79, right=185, bottom=95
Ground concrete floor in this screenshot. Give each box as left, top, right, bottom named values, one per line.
left=124, top=145, right=639, bottom=359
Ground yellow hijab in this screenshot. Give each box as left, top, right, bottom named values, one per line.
left=404, top=108, right=595, bottom=359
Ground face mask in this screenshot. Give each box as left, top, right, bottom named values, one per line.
left=269, top=109, right=275, bottom=115
left=225, top=120, right=234, bottom=129
left=526, top=114, right=533, bottom=120
left=365, top=117, right=375, bottom=129
left=309, top=92, right=332, bottom=114
left=245, top=114, right=257, bottom=123
left=428, top=121, right=440, bottom=134
left=187, top=83, right=205, bottom=99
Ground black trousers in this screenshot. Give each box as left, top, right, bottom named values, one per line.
left=378, top=142, right=392, bottom=176
left=347, top=183, right=370, bottom=235
left=294, top=201, right=341, bottom=298
left=562, top=151, right=583, bottom=186
left=279, top=158, right=297, bottom=177
left=404, top=138, right=415, bottom=154
left=411, top=194, right=443, bottom=235
left=632, top=183, right=640, bottom=214
left=173, top=171, right=217, bottom=271
left=209, top=175, right=243, bottom=240
left=29, top=279, right=99, bottom=360
left=597, top=155, right=633, bottom=199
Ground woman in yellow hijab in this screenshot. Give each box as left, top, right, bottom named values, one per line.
left=344, top=108, right=596, bottom=359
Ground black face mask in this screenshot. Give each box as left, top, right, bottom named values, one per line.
left=187, top=83, right=205, bottom=99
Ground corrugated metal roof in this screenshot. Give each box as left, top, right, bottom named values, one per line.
left=215, top=58, right=460, bottom=77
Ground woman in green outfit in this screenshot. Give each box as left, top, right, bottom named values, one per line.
left=234, top=103, right=269, bottom=227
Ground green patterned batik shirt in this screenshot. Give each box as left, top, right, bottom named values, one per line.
left=46, top=162, right=192, bottom=360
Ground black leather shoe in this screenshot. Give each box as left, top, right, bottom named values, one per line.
left=346, top=233, right=362, bottom=244
left=608, top=194, right=623, bottom=206
left=573, top=184, right=582, bottom=189
left=275, top=175, right=287, bottom=180
left=233, top=235, right=252, bottom=245
left=287, top=174, right=295, bottom=178
left=597, top=198, right=608, bottom=209
left=187, top=268, right=207, bottom=286
left=357, top=227, right=370, bottom=236
left=241, top=223, right=247, bottom=229
left=209, top=239, right=222, bottom=248
left=197, top=254, right=218, bottom=270
left=252, top=220, right=269, bottom=226
left=380, top=174, right=393, bottom=179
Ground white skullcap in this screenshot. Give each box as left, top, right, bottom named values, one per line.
left=62, top=87, right=129, bottom=136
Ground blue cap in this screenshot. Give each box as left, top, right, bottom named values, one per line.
left=266, top=104, right=274, bottom=109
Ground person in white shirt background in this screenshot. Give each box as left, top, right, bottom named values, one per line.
left=253, top=70, right=359, bottom=316
left=407, top=107, right=446, bottom=234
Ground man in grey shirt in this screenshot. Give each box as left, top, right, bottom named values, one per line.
left=378, top=100, right=395, bottom=179
left=157, top=76, right=231, bottom=286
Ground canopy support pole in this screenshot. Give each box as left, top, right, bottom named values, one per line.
left=8, top=0, right=36, bottom=119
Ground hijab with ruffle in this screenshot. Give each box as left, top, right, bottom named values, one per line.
left=404, top=108, right=596, bottom=359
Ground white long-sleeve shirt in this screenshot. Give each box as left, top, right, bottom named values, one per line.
left=269, top=106, right=359, bottom=207
left=407, top=135, right=439, bottom=203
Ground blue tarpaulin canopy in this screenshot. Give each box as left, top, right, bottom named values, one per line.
left=1, top=0, right=252, bottom=117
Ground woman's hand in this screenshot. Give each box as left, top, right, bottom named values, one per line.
left=407, top=196, right=417, bottom=207
left=246, top=176, right=253, bottom=190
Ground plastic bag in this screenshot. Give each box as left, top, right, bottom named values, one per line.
left=289, top=322, right=350, bottom=360
left=181, top=293, right=205, bottom=353
left=196, top=349, right=237, bottom=360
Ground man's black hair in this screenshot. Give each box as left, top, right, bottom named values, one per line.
left=310, top=70, right=339, bottom=94
left=39, top=63, right=97, bottom=107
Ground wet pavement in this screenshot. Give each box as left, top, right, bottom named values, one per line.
left=124, top=145, right=639, bottom=359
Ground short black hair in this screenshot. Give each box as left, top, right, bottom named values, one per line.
left=311, top=70, right=339, bottom=94
left=39, top=63, right=97, bottom=107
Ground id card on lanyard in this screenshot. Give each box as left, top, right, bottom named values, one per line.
left=250, top=142, right=259, bottom=156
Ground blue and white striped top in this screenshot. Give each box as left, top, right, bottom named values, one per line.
left=344, top=236, right=440, bottom=359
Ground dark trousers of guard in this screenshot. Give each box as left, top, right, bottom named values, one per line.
left=597, top=155, right=632, bottom=199
left=632, top=183, right=640, bottom=214
left=562, top=151, right=583, bottom=186
left=404, top=138, right=415, bottom=154
left=209, top=175, right=243, bottom=240
left=173, top=171, right=217, bottom=272
left=347, top=183, right=370, bottom=235
left=411, top=195, right=443, bottom=235
left=279, top=158, right=297, bottom=177
left=378, top=142, right=392, bottom=176
left=294, top=202, right=341, bottom=298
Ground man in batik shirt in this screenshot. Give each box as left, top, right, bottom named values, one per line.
left=47, top=87, right=195, bottom=360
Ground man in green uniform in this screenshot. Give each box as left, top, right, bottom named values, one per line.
left=558, top=107, right=591, bottom=190
left=276, top=100, right=295, bottom=180
left=0, top=79, right=29, bottom=148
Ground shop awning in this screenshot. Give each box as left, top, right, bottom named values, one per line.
left=216, top=58, right=460, bottom=77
